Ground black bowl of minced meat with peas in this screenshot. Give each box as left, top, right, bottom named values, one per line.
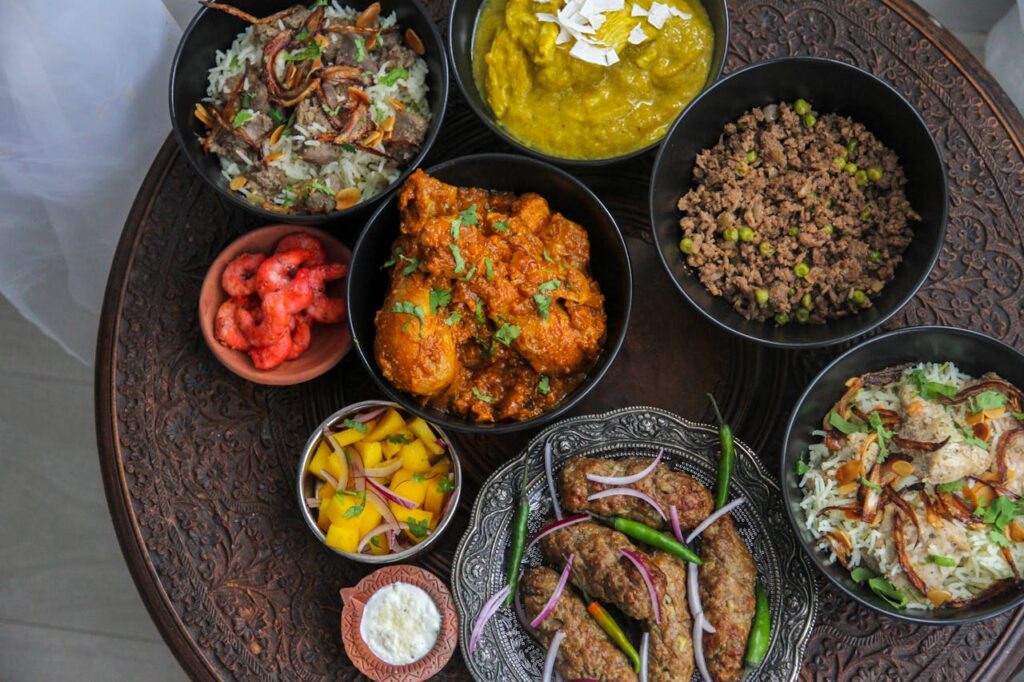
left=650, top=57, right=947, bottom=349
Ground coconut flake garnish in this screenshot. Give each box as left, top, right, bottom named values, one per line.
left=646, top=2, right=671, bottom=28
left=631, top=3, right=648, bottom=16
left=668, top=6, right=692, bottom=19
left=628, top=24, right=649, bottom=44
left=570, top=40, right=620, bottom=65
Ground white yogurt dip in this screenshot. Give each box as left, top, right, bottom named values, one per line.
left=360, top=582, right=441, bottom=665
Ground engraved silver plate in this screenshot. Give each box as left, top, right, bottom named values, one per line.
left=451, top=406, right=819, bottom=681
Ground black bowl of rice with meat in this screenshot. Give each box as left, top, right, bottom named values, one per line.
left=170, top=0, right=448, bottom=223
left=650, top=57, right=947, bottom=348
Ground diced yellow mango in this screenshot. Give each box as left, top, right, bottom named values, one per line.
left=392, top=478, right=427, bottom=507
left=367, top=531, right=390, bottom=555
left=325, top=524, right=359, bottom=553
left=382, top=440, right=402, bottom=458
left=307, top=442, right=333, bottom=479
left=324, top=492, right=361, bottom=525
left=354, top=441, right=383, bottom=469
left=364, top=409, right=405, bottom=442
left=407, top=417, right=444, bottom=456
left=391, top=468, right=414, bottom=489
left=400, top=440, right=431, bottom=473
left=358, top=503, right=382, bottom=536
left=332, top=421, right=376, bottom=447
left=393, top=508, right=433, bottom=542
left=381, top=429, right=415, bottom=457
left=427, top=458, right=451, bottom=478
left=317, top=482, right=336, bottom=501
left=324, top=451, right=347, bottom=484
left=423, top=474, right=452, bottom=515
left=316, top=504, right=331, bottom=532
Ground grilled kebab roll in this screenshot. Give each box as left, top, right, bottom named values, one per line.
left=646, top=551, right=695, bottom=682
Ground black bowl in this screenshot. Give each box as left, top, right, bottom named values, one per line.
left=448, top=0, right=728, bottom=166
left=169, top=0, right=449, bottom=225
left=781, top=326, right=1024, bottom=624
left=347, top=153, right=632, bottom=433
left=651, top=57, right=948, bottom=348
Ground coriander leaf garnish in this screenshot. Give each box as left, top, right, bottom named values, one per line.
left=450, top=217, right=461, bottom=240
left=294, top=26, right=311, bottom=42
left=401, top=257, right=419, bottom=276
left=445, top=311, right=462, bottom=326
left=537, top=375, right=551, bottom=395
left=926, top=554, right=957, bottom=567
left=232, top=110, right=254, bottom=128
left=321, top=103, right=343, bottom=116
left=533, top=293, right=551, bottom=320
left=867, top=411, right=893, bottom=463
left=796, top=456, right=810, bottom=476
left=309, top=181, right=334, bottom=196
left=459, top=266, right=476, bottom=282
left=908, top=368, right=958, bottom=400
left=240, top=92, right=252, bottom=109
left=342, top=418, right=368, bottom=433
left=450, top=243, right=466, bottom=273
left=936, top=479, right=965, bottom=493
left=459, top=204, right=479, bottom=227
left=990, top=529, right=1011, bottom=548
left=379, top=68, right=408, bottom=86
left=283, top=42, right=322, bottom=62
left=1014, top=412, right=1024, bottom=421
left=959, top=423, right=990, bottom=450
left=969, top=390, right=1008, bottom=414
left=828, top=411, right=868, bottom=435
left=485, top=256, right=493, bottom=281
left=429, top=288, right=452, bottom=315
left=387, top=434, right=412, bottom=444
left=542, top=248, right=554, bottom=263
left=859, top=476, right=882, bottom=491
left=383, top=246, right=402, bottom=268
left=412, top=473, right=426, bottom=482
left=437, top=478, right=455, bottom=493
left=474, top=301, right=485, bottom=324
left=492, top=220, right=509, bottom=232
left=538, top=279, right=561, bottom=293
left=494, top=323, right=521, bottom=346
left=268, top=107, right=287, bottom=125
left=392, top=301, right=426, bottom=335
left=472, top=387, right=494, bottom=403
left=406, top=516, right=429, bottom=538
left=354, top=36, right=366, bottom=63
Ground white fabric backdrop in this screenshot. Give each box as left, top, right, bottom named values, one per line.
left=0, top=0, right=1019, bottom=364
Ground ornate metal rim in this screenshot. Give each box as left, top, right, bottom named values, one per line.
left=451, top=406, right=819, bottom=681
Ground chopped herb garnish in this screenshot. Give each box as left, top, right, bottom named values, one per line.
left=309, top=181, right=334, bottom=196
left=533, top=294, right=551, bottom=320
left=379, top=68, right=409, bottom=86
left=437, top=478, right=455, bottom=493
left=401, top=257, right=419, bottom=276
left=294, top=26, right=311, bottom=42
left=485, top=256, right=493, bottom=281
left=412, top=473, right=426, bottom=482
left=538, top=279, right=561, bottom=293
left=342, top=418, right=368, bottom=433
left=977, top=495, right=1020, bottom=531
left=370, top=535, right=381, bottom=548
left=450, top=243, right=466, bottom=273
left=472, top=387, right=494, bottom=403
left=383, top=246, right=403, bottom=268
left=867, top=411, right=893, bottom=463
left=383, top=247, right=418, bottom=275
left=495, top=323, right=521, bottom=346
left=459, top=267, right=477, bottom=282
left=538, top=375, right=551, bottom=395
left=268, top=107, right=287, bottom=125
left=926, top=555, right=957, bottom=567
left=542, top=248, right=554, bottom=263
left=283, top=42, right=322, bottom=62
left=387, top=434, right=413, bottom=445
left=936, top=479, right=965, bottom=493
left=406, top=516, right=430, bottom=538
left=908, top=368, right=958, bottom=400
left=354, top=36, right=366, bottom=63
left=960, top=424, right=990, bottom=450
left=429, top=288, right=451, bottom=315
left=232, top=110, right=254, bottom=128
left=868, top=576, right=908, bottom=609
left=284, top=107, right=297, bottom=133
left=828, top=411, right=868, bottom=435
left=392, top=301, right=426, bottom=335
left=445, top=311, right=462, bottom=326
left=859, top=476, right=882, bottom=491
left=340, top=142, right=356, bottom=153
left=341, top=490, right=367, bottom=518
left=459, top=204, right=479, bottom=227
left=990, top=529, right=1011, bottom=548
left=229, top=55, right=240, bottom=69
left=321, top=103, right=343, bottom=116
left=796, top=456, right=810, bottom=476
left=449, top=217, right=461, bottom=240
left=1014, top=412, right=1024, bottom=421
left=850, top=566, right=875, bottom=584
left=969, top=390, right=1008, bottom=414
left=240, top=92, right=252, bottom=109
left=492, top=220, right=509, bottom=232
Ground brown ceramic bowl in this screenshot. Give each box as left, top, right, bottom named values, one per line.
left=340, top=565, right=458, bottom=682
left=198, top=224, right=352, bottom=385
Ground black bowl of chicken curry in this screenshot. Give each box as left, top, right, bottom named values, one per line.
left=347, top=154, right=632, bottom=433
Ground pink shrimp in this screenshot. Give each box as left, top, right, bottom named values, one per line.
left=214, top=298, right=252, bottom=351
left=256, top=249, right=313, bottom=297
left=306, top=262, right=348, bottom=323
left=276, top=232, right=326, bottom=267
left=287, top=312, right=313, bottom=359
left=236, top=295, right=291, bottom=346
left=248, top=332, right=293, bottom=370
left=221, top=252, right=266, bottom=297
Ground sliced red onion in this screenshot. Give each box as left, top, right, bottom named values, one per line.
left=686, top=497, right=746, bottom=544
left=435, top=438, right=448, bottom=449
left=687, top=562, right=715, bottom=633
left=526, top=514, right=589, bottom=552
left=542, top=630, right=566, bottom=682
left=693, top=613, right=712, bottom=682
left=351, top=406, right=387, bottom=423
left=531, top=553, right=575, bottom=627
left=367, top=478, right=417, bottom=509
left=364, top=459, right=403, bottom=478
left=357, top=522, right=405, bottom=552
left=640, top=632, right=650, bottom=682
left=670, top=505, right=685, bottom=544
left=514, top=591, right=540, bottom=641
left=545, top=440, right=562, bottom=520
left=347, top=448, right=366, bottom=493
left=366, top=489, right=399, bottom=528
left=469, top=584, right=511, bottom=653
left=588, top=488, right=667, bottom=521
left=305, top=497, right=321, bottom=508
left=586, top=449, right=663, bottom=486
left=319, top=469, right=340, bottom=490
left=621, top=549, right=661, bottom=623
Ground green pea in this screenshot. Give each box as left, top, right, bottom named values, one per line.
left=850, top=290, right=867, bottom=306
left=795, top=307, right=810, bottom=323
left=774, top=312, right=790, bottom=326
left=788, top=288, right=796, bottom=296
left=869, top=250, right=881, bottom=262
left=759, top=242, right=774, bottom=257
left=867, top=166, right=883, bottom=182
left=735, top=161, right=750, bottom=176
left=723, top=228, right=739, bottom=242
left=739, top=226, right=755, bottom=242
left=794, top=262, right=809, bottom=278
left=801, top=293, right=812, bottom=308
left=802, top=113, right=817, bottom=129
left=755, top=289, right=769, bottom=305
left=680, top=238, right=694, bottom=254
left=844, top=162, right=858, bottom=175
left=789, top=226, right=800, bottom=237
left=838, top=147, right=848, bottom=160
left=832, top=157, right=845, bottom=170
left=821, top=224, right=833, bottom=235
left=859, top=206, right=873, bottom=221
left=823, top=198, right=832, bottom=208
left=793, top=99, right=811, bottom=115
left=746, top=150, right=758, bottom=163
left=846, top=139, right=858, bottom=156
left=855, top=170, right=869, bottom=186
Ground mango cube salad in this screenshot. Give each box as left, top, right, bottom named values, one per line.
left=306, top=406, right=456, bottom=556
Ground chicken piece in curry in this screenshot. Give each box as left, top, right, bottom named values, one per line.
left=374, top=170, right=607, bottom=422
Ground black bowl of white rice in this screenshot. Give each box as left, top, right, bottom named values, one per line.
left=170, top=0, right=448, bottom=224
left=782, top=325, right=1024, bottom=624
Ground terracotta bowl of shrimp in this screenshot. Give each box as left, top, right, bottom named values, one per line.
left=199, top=224, right=352, bottom=385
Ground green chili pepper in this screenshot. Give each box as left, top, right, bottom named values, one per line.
left=744, top=581, right=771, bottom=667
left=504, top=457, right=531, bottom=606
left=708, top=393, right=735, bottom=510
left=588, top=601, right=641, bottom=672
left=596, top=515, right=702, bottom=565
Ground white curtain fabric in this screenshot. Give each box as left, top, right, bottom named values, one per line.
left=0, top=0, right=1020, bottom=365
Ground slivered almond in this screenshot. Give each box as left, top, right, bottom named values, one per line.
left=335, top=187, right=360, bottom=210
left=405, top=28, right=425, bottom=55
left=312, top=57, right=322, bottom=72
left=266, top=151, right=284, bottom=162
left=366, top=31, right=378, bottom=50
left=973, top=421, right=992, bottom=442
left=262, top=201, right=291, bottom=213
left=835, top=460, right=863, bottom=485
left=270, top=124, right=286, bottom=145
left=229, top=176, right=247, bottom=191
left=194, top=103, right=213, bottom=127
left=1010, top=521, right=1024, bottom=543
left=285, top=63, right=297, bottom=87
left=348, top=87, right=371, bottom=105
left=837, top=482, right=859, bottom=496
left=928, top=589, right=952, bottom=607
left=907, top=400, right=924, bottom=416
left=387, top=98, right=405, bottom=111
left=363, top=130, right=384, bottom=147
left=356, top=2, right=381, bottom=28
left=891, top=460, right=914, bottom=477
left=381, top=116, right=395, bottom=133
left=315, top=34, right=329, bottom=49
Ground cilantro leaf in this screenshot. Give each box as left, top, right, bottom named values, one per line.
left=387, top=434, right=412, bottom=445
left=459, top=204, right=479, bottom=227
left=283, top=42, right=322, bottom=62
left=382, top=246, right=403, bottom=268
left=867, top=411, right=892, bottom=463
left=294, top=26, right=311, bottom=42
left=429, top=288, right=451, bottom=315
left=412, top=473, right=426, bottom=482
left=859, top=476, right=882, bottom=491
left=492, top=220, right=509, bottom=232
left=495, top=323, right=521, bottom=346
left=240, top=92, right=252, bottom=109
left=908, top=368, right=958, bottom=400
left=978, top=495, right=1018, bottom=530
left=401, top=257, right=419, bottom=276
left=232, top=110, right=254, bottom=128
left=969, top=390, right=1008, bottom=414
left=268, top=107, right=287, bottom=125
left=379, top=68, right=408, bottom=86
left=485, top=256, right=493, bottom=281
left=406, top=516, right=429, bottom=538
left=960, top=423, right=990, bottom=450
left=450, top=217, right=461, bottom=240
left=437, top=477, right=455, bottom=493
left=926, top=554, right=957, bottom=567
left=828, top=411, right=868, bottom=435
left=445, top=311, right=462, bottom=326
left=538, top=279, right=561, bottom=293
left=450, top=243, right=465, bottom=273
left=459, top=266, right=477, bottom=282
left=474, top=301, right=485, bottom=324
left=472, top=387, right=494, bottom=403
left=538, top=375, right=551, bottom=395
left=542, top=248, right=554, bottom=263
left=990, top=529, right=1011, bottom=548
left=309, top=181, right=334, bottom=196
left=392, top=301, right=426, bottom=335
left=796, top=456, right=810, bottom=476
left=533, top=293, right=551, bottom=320
left=354, top=36, right=366, bottom=63
left=936, top=479, right=964, bottom=493
left=342, top=418, right=368, bottom=433
left=322, top=102, right=343, bottom=116
left=1014, top=412, right=1024, bottom=421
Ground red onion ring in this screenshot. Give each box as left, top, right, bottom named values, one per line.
left=366, top=489, right=399, bottom=528
left=686, top=497, right=745, bottom=544
left=364, top=459, right=403, bottom=478
left=640, top=632, right=650, bottom=682
left=356, top=522, right=405, bottom=552
left=530, top=553, right=575, bottom=627
left=367, top=478, right=416, bottom=509
left=351, top=406, right=387, bottom=423
left=545, top=440, right=562, bottom=520
left=305, top=497, right=320, bottom=508
left=542, top=631, right=566, bottom=682
left=514, top=590, right=540, bottom=641
left=318, top=469, right=340, bottom=490
left=693, top=613, right=712, bottom=682
left=621, top=549, right=661, bottom=623
left=687, top=561, right=715, bottom=633
left=588, top=488, right=667, bottom=521
left=469, top=584, right=511, bottom=654
left=526, top=514, right=589, bottom=552
left=670, top=505, right=685, bottom=543
left=586, top=449, right=663, bottom=486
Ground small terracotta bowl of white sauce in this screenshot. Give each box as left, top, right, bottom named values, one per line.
left=340, top=565, right=458, bottom=681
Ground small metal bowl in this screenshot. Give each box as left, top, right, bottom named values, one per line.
left=296, top=400, right=462, bottom=564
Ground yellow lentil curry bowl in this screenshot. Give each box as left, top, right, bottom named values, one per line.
left=472, top=0, right=714, bottom=160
